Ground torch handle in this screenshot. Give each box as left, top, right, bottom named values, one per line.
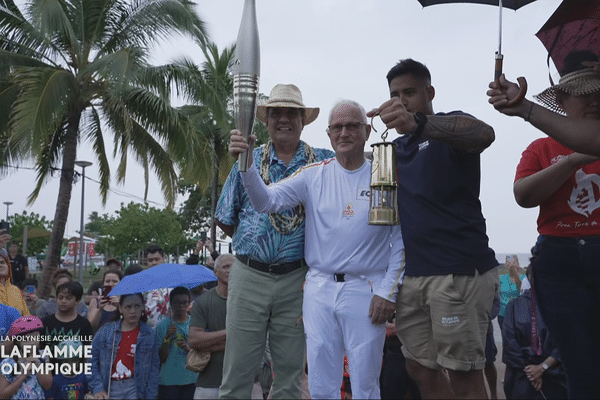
left=233, top=74, right=259, bottom=172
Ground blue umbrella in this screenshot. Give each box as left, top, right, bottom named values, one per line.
left=109, top=263, right=217, bottom=296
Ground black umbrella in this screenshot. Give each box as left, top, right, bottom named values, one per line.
left=418, top=0, right=535, bottom=104
left=419, top=0, right=534, bottom=7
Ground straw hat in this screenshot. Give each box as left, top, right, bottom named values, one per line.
left=256, top=84, right=319, bottom=124
left=534, top=63, right=600, bottom=115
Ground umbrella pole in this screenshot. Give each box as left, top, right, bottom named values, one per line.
left=494, top=0, right=504, bottom=81
left=494, top=0, right=528, bottom=106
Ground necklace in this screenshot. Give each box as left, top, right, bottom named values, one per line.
left=259, top=141, right=317, bottom=234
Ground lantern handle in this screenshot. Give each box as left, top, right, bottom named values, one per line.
left=370, top=113, right=389, bottom=142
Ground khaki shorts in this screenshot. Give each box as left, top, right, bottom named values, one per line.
left=395, top=268, right=499, bottom=371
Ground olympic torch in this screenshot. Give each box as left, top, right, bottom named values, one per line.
left=233, top=0, right=260, bottom=172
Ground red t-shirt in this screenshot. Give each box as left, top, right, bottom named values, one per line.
left=515, top=137, right=600, bottom=237
left=111, top=325, right=140, bottom=380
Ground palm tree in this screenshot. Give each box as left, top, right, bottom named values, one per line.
left=0, top=0, right=208, bottom=298
left=172, top=43, right=235, bottom=247
left=173, top=43, right=270, bottom=248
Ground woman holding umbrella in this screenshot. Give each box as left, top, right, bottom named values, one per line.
left=488, top=50, right=600, bottom=398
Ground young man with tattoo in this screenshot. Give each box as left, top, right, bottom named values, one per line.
left=368, top=59, right=499, bottom=399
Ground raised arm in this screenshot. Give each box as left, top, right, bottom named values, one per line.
left=488, top=75, right=600, bottom=156
left=367, top=98, right=495, bottom=154
left=421, top=114, right=495, bottom=154
left=87, top=295, right=104, bottom=332
left=227, top=130, right=308, bottom=213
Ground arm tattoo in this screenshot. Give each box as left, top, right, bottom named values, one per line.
left=422, top=115, right=495, bottom=154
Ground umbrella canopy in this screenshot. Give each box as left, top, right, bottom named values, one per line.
left=418, top=0, right=536, bottom=10
left=417, top=0, right=533, bottom=102
left=109, top=263, right=217, bottom=296
left=536, top=0, right=600, bottom=76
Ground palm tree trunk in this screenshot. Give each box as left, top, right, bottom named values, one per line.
left=39, top=112, right=81, bottom=299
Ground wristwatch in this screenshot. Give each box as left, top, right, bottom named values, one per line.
left=542, top=362, right=549, bottom=371
left=411, top=112, right=428, bottom=137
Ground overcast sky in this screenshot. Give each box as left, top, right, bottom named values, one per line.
left=2, top=0, right=565, bottom=254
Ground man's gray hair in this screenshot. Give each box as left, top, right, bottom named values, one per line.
left=214, top=254, right=235, bottom=271
left=328, top=100, right=368, bottom=124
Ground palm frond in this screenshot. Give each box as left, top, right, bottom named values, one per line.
left=27, top=119, right=67, bottom=204
left=98, top=0, right=207, bottom=57
left=27, top=0, right=81, bottom=57
left=83, top=46, right=147, bottom=93
left=81, top=106, right=110, bottom=204
left=0, top=3, right=62, bottom=68
left=8, top=66, right=77, bottom=157
left=121, top=85, right=196, bottom=162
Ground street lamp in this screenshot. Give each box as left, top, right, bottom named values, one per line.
left=3, top=201, right=12, bottom=222
left=75, top=161, right=92, bottom=284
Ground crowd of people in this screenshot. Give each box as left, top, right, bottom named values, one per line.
left=1, top=49, right=600, bottom=399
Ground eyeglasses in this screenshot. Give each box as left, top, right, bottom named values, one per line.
left=327, top=123, right=366, bottom=134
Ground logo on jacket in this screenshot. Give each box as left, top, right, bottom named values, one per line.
left=441, top=316, right=460, bottom=327
left=343, top=203, right=354, bottom=218
left=418, top=140, right=429, bottom=151
left=569, top=169, right=600, bottom=217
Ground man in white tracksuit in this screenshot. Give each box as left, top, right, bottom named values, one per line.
left=229, top=100, right=405, bottom=399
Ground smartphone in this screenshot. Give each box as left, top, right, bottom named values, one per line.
left=0, top=221, right=9, bottom=234
left=506, top=255, right=517, bottom=263
left=100, top=285, right=113, bottom=298
left=25, top=285, right=36, bottom=294
left=200, top=231, right=207, bottom=241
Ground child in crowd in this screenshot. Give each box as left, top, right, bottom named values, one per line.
left=90, top=293, right=160, bottom=399
left=0, top=316, right=53, bottom=399
left=19, top=278, right=46, bottom=315
left=156, top=286, right=198, bottom=399
left=44, top=340, right=91, bottom=400
left=42, top=281, right=94, bottom=364
left=36, top=270, right=88, bottom=319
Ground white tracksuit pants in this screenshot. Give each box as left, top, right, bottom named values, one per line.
left=303, top=269, right=386, bottom=399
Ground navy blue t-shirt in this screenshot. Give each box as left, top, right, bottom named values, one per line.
left=394, top=111, right=498, bottom=276
left=45, top=373, right=90, bottom=399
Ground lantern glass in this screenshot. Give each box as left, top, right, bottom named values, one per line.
left=369, top=185, right=399, bottom=225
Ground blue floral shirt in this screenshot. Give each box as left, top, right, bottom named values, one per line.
left=216, top=141, right=334, bottom=264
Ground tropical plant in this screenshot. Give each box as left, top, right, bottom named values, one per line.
left=173, top=44, right=270, bottom=246
left=177, top=179, right=212, bottom=237
left=85, top=211, right=111, bottom=238
left=98, top=201, right=192, bottom=261
left=169, top=43, right=235, bottom=246
left=0, top=0, right=208, bottom=298
left=8, top=210, right=52, bottom=256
